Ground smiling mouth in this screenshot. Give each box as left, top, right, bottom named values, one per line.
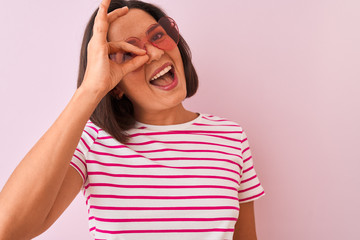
left=149, top=65, right=175, bottom=87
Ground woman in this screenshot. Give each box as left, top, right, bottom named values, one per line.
left=0, top=0, right=265, bottom=239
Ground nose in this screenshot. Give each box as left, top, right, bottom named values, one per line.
left=144, top=42, right=164, bottom=64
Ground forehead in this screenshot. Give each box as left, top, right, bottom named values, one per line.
left=108, top=9, right=157, bottom=41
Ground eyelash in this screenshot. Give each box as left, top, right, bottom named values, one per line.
left=150, top=32, right=165, bottom=42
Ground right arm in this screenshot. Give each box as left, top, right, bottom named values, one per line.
left=0, top=1, right=149, bottom=239
left=0, top=86, right=102, bottom=239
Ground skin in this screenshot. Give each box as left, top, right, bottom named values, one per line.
left=0, top=0, right=257, bottom=239
left=234, top=201, right=258, bottom=240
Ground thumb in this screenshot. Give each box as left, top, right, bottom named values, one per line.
left=113, top=54, right=150, bottom=77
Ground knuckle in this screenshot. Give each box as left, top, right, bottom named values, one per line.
left=129, top=60, right=139, bottom=71
left=87, top=39, right=98, bottom=50
left=94, top=24, right=105, bottom=33
left=87, top=40, right=107, bottom=55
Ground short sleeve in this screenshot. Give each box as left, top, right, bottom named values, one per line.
left=70, top=121, right=99, bottom=184
left=238, top=129, right=265, bottom=203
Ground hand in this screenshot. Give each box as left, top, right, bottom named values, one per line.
left=81, top=0, right=149, bottom=97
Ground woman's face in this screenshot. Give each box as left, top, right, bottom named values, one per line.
left=107, top=9, right=187, bottom=118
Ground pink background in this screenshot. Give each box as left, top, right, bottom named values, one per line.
left=1, top=0, right=359, bottom=239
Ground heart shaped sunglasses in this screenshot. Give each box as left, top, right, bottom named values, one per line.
left=109, top=16, right=179, bottom=63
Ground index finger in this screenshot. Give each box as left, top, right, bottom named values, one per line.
left=108, top=6, right=129, bottom=23
left=93, top=0, right=128, bottom=42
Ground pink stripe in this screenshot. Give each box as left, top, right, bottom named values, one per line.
left=80, top=137, right=90, bottom=151
left=243, top=166, right=254, bottom=174
left=86, top=160, right=240, bottom=176
left=87, top=194, right=238, bottom=201
left=88, top=149, right=143, bottom=158
left=95, top=228, right=234, bottom=234
left=84, top=129, right=95, bottom=141
left=97, top=136, right=114, bottom=140
left=97, top=132, right=242, bottom=141
left=242, top=146, right=250, bottom=155
left=238, top=191, right=265, bottom=203
left=136, top=148, right=242, bottom=158
left=94, top=141, right=241, bottom=151
left=90, top=205, right=240, bottom=211
left=87, top=172, right=239, bottom=184
left=84, top=183, right=237, bottom=191
left=192, top=123, right=241, bottom=127
left=86, top=125, right=100, bottom=134
left=70, top=162, right=86, bottom=181
left=243, top=155, right=252, bottom=163
left=241, top=174, right=257, bottom=184
left=75, top=148, right=84, bottom=155
left=89, top=226, right=96, bottom=232
left=198, top=134, right=242, bottom=142
left=240, top=137, right=247, bottom=144
left=86, top=194, right=238, bottom=205
left=89, top=146, right=241, bottom=159
left=94, top=141, right=128, bottom=148
left=150, top=157, right=242, bottom=169
left=202, top=116, right=230, bottom=122
left=73, top=154, right=86, bottom=168
left=122, top=140, right=242, bottom=151
left=90, top=216, right=238, bottom=222
left=129, top=130, right=243, bottom=138
left=238, top=183, right=261, bottom=193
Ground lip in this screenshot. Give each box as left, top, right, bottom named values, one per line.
left=149, top=62, right=173, bottom=82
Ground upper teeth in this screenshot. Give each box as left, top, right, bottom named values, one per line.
left=151, top=66, right=172, bottom=81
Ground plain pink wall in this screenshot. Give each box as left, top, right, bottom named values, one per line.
left=0, top=0, right=359, bottom=239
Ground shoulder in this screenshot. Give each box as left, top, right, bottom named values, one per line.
left=191, top=113, right=247, bottom=146
left=195, top=113, right=244, bottom=131
left=81, top=120, right=102, bottom=145
left=85, top=120, right=101, bottom=135
left=84, top=120, right=128, bottom=147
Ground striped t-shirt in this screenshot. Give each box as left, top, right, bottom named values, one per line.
left=70, top=113, right=265, bottom=240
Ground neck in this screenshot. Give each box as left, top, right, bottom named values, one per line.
left=134, top=104, right=198, bottom=125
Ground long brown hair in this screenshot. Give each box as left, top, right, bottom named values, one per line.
left=77, top=0, right=198, bottom=143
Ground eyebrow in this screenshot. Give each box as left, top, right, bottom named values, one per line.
left=146, top=23, right=160, bottom=35
left=123, top=22, right=160, bottom=42
left=126, top=38, right=137, bottom=44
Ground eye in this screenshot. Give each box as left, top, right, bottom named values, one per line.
left=122, top=52, right=135, bottom=62
left=150, top=31, right=165, bottom=42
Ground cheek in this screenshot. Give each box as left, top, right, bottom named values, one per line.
left=171, top=49, right=185, bottom=78
left=122, top=68, right=146, bottom=86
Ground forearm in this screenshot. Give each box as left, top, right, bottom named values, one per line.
left=0, top=85, right=103, bottom=239
left=233, top=222, right=257, bottom=240
left=233, top=229, right=257, bottom=240
left=233, top=201, right=257, bottom=240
